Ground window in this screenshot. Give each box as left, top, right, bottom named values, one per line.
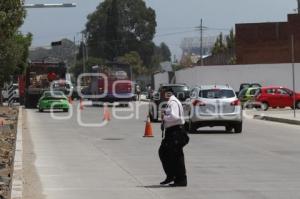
left=190, top=89, right=197, bottom=98
left=249, top=88, right=258, bottom=95
left=277, top=88, right=289, bottom=95
left=200, top=89, right=235, bottom=99
left=266, top=89, right=276, bottom=94
left=238, top=88, right=247, bottom=98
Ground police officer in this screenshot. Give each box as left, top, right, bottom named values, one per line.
left=159, top=87, right=188, bottom=187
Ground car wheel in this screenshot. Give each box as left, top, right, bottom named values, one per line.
left=234, top=123, right=243, bottom=133
left=149, top=106, right=158, bottom=122
left=261, top=102, right=269, bottom=111
left=188, top=120, right=197, bottom=134
left=226, top=126, right=233, bottom=132
left=296, top=101, right=300, bottom=109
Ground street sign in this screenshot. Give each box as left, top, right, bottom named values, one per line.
left=51, top=41, right=62, bottom=47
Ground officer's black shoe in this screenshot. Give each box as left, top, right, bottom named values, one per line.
left=160, top=177, right=175, bottom=185
left=169, top=181, right=187, bottom=187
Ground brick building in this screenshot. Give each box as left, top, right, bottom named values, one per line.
left=236, top=14, right=300, bottom=64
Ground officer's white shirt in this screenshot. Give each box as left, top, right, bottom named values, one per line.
left=163, top=95, right=185, bottom=129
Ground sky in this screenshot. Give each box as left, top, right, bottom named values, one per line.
left=21, top=0, right=297, bottom=58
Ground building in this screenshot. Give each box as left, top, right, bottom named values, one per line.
left=236, top=14, right=300, bottom=64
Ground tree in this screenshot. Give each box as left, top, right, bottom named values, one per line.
left=0, top=0, right=25, bottom=40
left=70, top=57, right=104, bottom=79
left=211, top=29, right=236, bottom=55
left=0, top=0, right=29, bottom=104
left=116, top=51, right=146, bottom=77
left=212, top=32, right=226, bottom=55
left=85, top=0, right=157, bottom=66
left=160, top=42, right=171, bottom=61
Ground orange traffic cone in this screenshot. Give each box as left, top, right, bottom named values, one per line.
left=80, top=98, right=84, bottom=110
left=68, top=96, right=73, bottom=104
left=144, top=116, right=154, bottom=137
left=103, top=104, right=111, bottom=121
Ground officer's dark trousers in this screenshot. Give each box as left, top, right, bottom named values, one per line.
left=159, top=126, right=187, bottom=183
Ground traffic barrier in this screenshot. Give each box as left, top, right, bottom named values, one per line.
left=80, top=99, right=84, bottom=110
left=8, top=83, right=14, bottom=106
left=144, top=116, right=154, bottom=137
left=103, top=104, right=111, bottom=121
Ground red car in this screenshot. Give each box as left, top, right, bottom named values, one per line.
left=255, top=86, right=300, bottom=111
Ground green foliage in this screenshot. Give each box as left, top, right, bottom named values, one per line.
left=159, top=42, right=171, bottom=61
left=0, top=0, right=25, bottom=40
left=226, top=29, right=235, bottom=50
left=0, top=0, right=30, bottom=89
left=85, top=0, right=157, bottom=66
left=0, top=33, right=32, bottom=81
left=116, top=51, right=146, bottom=77
left=212, top=33, right=226, bottom=55
left=212, top=29, right=235, bottom=55
left=70, top=57, right=105, bottom=79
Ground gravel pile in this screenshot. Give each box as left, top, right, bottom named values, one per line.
left=0, top=107, right=18, bottom=199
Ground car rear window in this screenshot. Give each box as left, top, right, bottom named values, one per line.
left=200, top=89, right=235, bottom=99
left=249, top=88, right=259, bottom=95
left=238, top=88, right=248, bottom=98
left=44, top=91, right=65, bottom=97
left=161, top=86, right=190, bottom=100
left=162, top=86, right=189, bottom=92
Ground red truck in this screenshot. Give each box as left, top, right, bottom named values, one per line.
left=19, top=61, right=68, bottom=108
left=88, top=62, right=135, bottom=105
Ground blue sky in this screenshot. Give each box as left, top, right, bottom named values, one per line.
left=21, top=0, right=297, bottom=58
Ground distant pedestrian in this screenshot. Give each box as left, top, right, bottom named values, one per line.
left=135, top=84, right=141, bottom=101
left=159, top=87, right=189, bottom=187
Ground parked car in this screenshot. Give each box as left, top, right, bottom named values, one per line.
left=184, top=85, right=243, bottom=133
left=239, top=83, right=261, bottom=93
left=37, top=91, right=69, bottom=112
left=149, top=84, right=190, bottom=122
left=238, top=87, right=260, bottom=108
left=255, top=86, right=300, bottom=111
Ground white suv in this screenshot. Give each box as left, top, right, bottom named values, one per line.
left=183, top=85, right=243, bottom=133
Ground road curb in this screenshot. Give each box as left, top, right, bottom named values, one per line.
left=253, top=115, right=300, bottom=126
left=11, top=107, right=23, bottom=199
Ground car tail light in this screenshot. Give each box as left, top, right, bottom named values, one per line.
left=231, top=99, right=240, bottom=106
left=192, top=99, right=205, bottom=106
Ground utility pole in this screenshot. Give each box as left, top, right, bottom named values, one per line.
left=291, top=34, right=296, bottom=118
left=200, top=19, right=204, bottom=66
left=195, top=19, right=207, bottom=66
left=82, top=33, right=86, bottom=74
left=298, top=0, right=300, bottom=13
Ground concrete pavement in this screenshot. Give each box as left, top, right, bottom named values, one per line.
left=23, top=102, right=300, bottom=199
left=246, top=109, right=300, bottom=125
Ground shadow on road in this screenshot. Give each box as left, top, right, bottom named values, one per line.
left=138, top=185, right=172, bottom=189
left=189, top=130, right=234, bottom=134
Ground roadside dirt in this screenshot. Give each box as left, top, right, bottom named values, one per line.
left=0, top=107, right=18, bottom=199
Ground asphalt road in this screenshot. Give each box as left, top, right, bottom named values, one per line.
left=23, top=102, right=300, bottom=199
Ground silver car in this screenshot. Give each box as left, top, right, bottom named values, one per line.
left=183, top=85, right=243, bottom=133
